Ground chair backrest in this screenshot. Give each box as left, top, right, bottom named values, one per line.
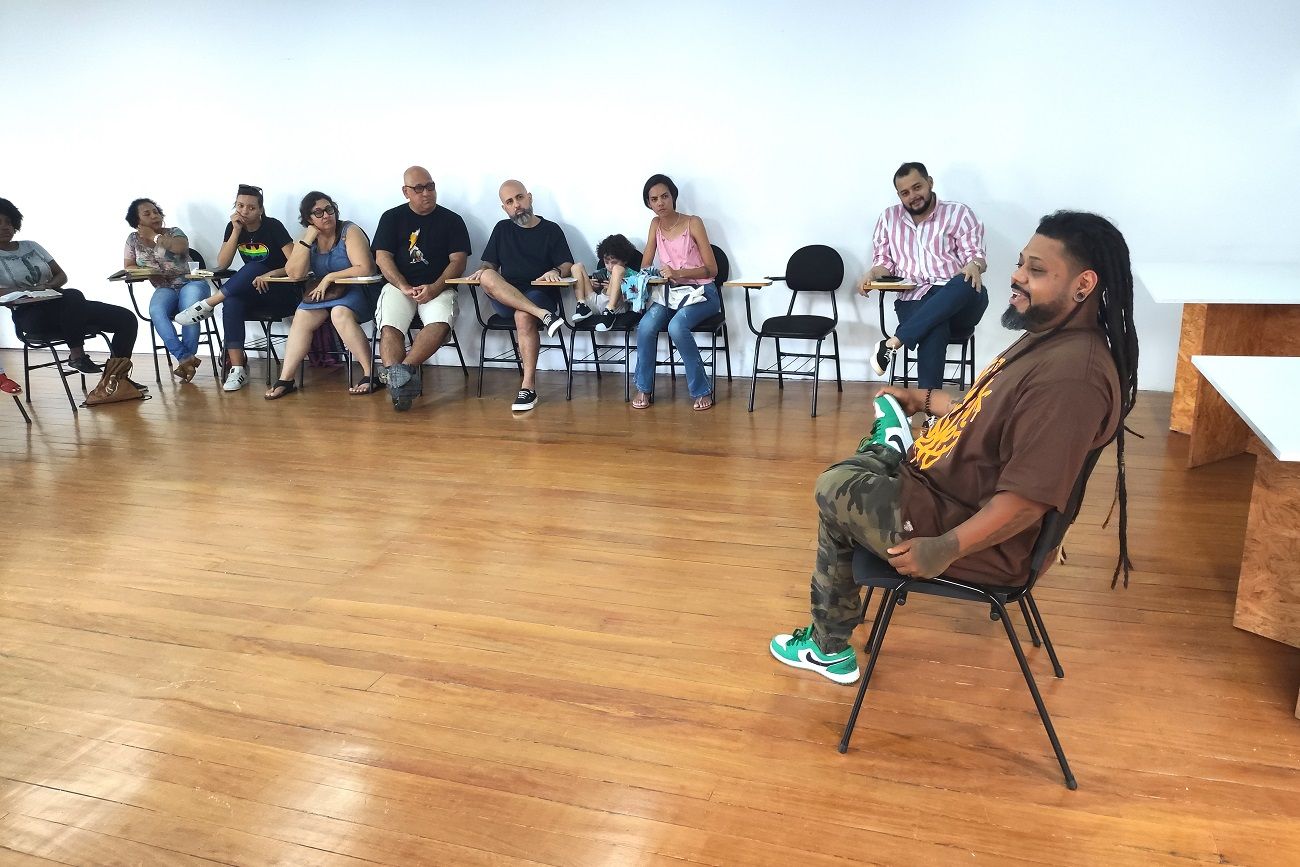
left=711, top=244, right=730, bottom=288
left=711, top=244, right=730, bottom=317
left=784, top=244, right=843, bottom=292
left=1025, top=445, right=1108, bottom=581
left=188, top=248, right=206, bottom=270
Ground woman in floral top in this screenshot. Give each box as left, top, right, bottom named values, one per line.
left=122, top=197, right=209, bottom=382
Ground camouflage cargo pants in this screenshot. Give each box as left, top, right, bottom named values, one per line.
left=810, top=446, right=904, bottom=654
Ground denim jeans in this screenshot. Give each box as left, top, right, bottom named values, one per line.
left=219, top=261, right=299, bottom=351
left=893, top=274, right=989, bottom=389
left=149, top=279, right=208, bottom=360
left=634, top=282, right=722, bottom=398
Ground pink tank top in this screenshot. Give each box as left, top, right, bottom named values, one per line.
left=655, top=219, right=711, bottom=285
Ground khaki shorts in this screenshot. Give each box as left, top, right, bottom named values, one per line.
left=375, top=284, right=458, bottom=331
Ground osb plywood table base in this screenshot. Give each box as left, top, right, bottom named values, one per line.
left=1233, top=452, right=1300, bottom=717
left=1171, top=304, right=1300, bottom=466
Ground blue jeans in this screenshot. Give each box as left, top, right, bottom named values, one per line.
left=893, top=274, right=989, bottom=389
left=634, top=283, right=722, bottom=398
left=149, top=279, right=208, bottom=361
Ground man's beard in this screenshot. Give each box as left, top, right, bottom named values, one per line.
left=1001, top=292, right=1064, bottom=332
left=904, top=193, right=936, bottom=216
left=511, top=208, right=534, bottom=227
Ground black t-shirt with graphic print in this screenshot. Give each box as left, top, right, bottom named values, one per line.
left=222, top=217, right=293, bottom=270
left=372, top=204, right=472, bottom=286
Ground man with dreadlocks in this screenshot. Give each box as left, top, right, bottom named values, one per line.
left=771, top=210, right=1138, bottom=685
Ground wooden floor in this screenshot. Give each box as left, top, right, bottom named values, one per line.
left=2, top=350, right=1299, bottom=866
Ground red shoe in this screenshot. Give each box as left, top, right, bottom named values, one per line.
left=0, top=374, right=21, bottom=395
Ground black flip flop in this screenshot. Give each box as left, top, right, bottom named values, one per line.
left=264, top=379, right=298, bottom=400
left=350, top=375, right=382, bottom=396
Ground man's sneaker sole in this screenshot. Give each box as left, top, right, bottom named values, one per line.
left=769, top=636, right=860, bottom=685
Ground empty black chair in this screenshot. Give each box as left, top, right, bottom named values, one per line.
left=745, top=244, right=844, bottom=416
left=661, top=244, right=733, bottom=393
left=838, top=447, right=1106, bottom=789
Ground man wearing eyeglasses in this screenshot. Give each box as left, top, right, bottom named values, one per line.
left=373, top=166, right=472, bottom=411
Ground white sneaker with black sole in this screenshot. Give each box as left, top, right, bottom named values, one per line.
left=511, top=388, right=538, bottom=412
left=871, top=338, right=896, bottom=376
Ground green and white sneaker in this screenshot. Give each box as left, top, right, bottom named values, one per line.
left=857, top=393, right=914, bottom=456
left=770, top=626, right=860, bottom=684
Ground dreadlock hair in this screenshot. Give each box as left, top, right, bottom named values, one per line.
left=1035, top=210, right=1140, bottom=587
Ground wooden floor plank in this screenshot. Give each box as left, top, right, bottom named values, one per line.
left=4, top=351, right=1299, bottom=865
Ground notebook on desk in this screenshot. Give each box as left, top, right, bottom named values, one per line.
left=0, top=288, right=62, bottom=305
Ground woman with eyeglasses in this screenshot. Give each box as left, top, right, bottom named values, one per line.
left=264, top=191, right=379, bottom=399
left=123, top=197, right=210, bottom=382
left=173, top=184, right=295, bottom=391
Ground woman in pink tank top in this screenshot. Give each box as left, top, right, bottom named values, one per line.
left=633, top=173, right=722, bottom=411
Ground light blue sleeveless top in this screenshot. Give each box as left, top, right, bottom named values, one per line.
left=309, top=221, right=354, bottom=275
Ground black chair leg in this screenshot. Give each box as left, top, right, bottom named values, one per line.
left=721, top=330, right=733, bottom=381
left=838, top=587, right=901, bottom=754
left=811, top=338, right=822, bottom=418
left=49, top=346, right=78, bottom=413
left=747, top=336, right=763, bottom=412
left=12, top=395, right=31, bottom=424
left=566, top=328, right=577, bottom=401
left=1018, top=597, right=1042, bottom=648
left=476, top=330, right=488, bottom=397
left=22, top=343, right=32, bottom=401
left=832, top=330, right=843, bottom=392
left=774, top=337, right=784, bottom=389
left=1026, top=593, right=1064, bottom=678
left=450, top=329, right=469, bottom=376
left=991, top=597, right=1076, bottom=789
left=151, top=340, right=163, bottom=384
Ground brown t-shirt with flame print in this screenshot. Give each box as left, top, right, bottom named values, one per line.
left=898, top=322, right=1121, bottom=584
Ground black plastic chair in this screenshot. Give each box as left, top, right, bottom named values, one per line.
left=467, top=283, right=571, bottom=399
left=890, top=330, right=977, bottom=391
left=12, top=318, right=112, bottom=413
left=124, top=248, right=223, bottom=383
left=368, top=303, right=470, bottom=388
left=295, top=276, right=385, bottom=390
left=659, top=244, right=733, bottom=396
left=745, top=245, right=844, bottom=417
left=837, top=447, right=1106, bottom=789
left=565, top=248, right=646, bottom=403
left=241, top=284, right=302, bottom=386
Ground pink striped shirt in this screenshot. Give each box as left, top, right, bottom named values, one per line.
left=871, top=198, right=985, bottom=301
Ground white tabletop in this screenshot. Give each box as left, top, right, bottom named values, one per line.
left=1191, top=355, right=1300, bottom=461
left=1139, top=263, right=1300, bottom=305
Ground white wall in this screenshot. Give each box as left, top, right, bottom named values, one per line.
left=5, top=0, right=1299, bottom=391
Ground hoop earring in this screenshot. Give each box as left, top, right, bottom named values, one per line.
left=1073, top=291, right=1088, bottom=303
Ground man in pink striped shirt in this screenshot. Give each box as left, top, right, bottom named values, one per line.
left=861, top=162, right=989, bottom=389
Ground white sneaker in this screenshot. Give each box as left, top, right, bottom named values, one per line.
left=222, top=365, right=248, bottom=392
left=175, top=300, right=215, bottom=325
